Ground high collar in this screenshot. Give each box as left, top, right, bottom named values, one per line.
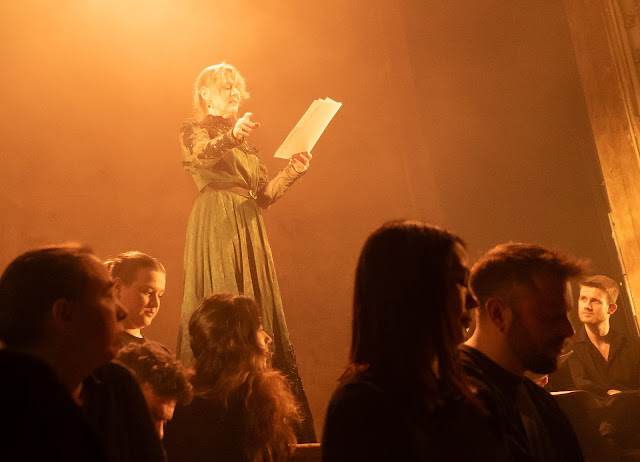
left=574, top=324, right=621, bottom=343
left=203, top=114, right=234, bottom=126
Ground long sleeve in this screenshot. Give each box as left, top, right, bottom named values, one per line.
left=180, top=120, right=244, bottom=191
left=256, top=161, right=304, bottom=209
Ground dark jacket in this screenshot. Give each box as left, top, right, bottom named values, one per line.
left=567, top=326, right=640, bottom=397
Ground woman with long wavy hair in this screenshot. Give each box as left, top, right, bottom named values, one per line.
left=322, top=220, right=507, bottom=461
left=163, top=293, right=301, bottom=462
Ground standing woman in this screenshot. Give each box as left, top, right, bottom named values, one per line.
left=177, top=63, right=315, bottom=439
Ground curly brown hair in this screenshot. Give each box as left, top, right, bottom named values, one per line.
left=189, top=293, right=301, bottom=462
left=116, top=343, right=193, bottom=405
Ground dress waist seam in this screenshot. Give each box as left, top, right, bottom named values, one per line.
left=203, top=183, right=257, bottom=199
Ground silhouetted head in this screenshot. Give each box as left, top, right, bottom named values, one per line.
left=350, top=220, right=474, bottom=388
left=0, top=244, right=126, bottom=381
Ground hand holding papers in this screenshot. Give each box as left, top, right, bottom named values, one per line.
left=274, top=98, right=342, bottom=159
left=290, top=151, right=312, bottom=174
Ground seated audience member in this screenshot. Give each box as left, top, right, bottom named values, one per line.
left=0, top=244, right=127, bottom=461
left=163, top=293, right=302, bottom=462
left=461, top=243, right=587, bottom=462
left=105, top=251, right=168, bottom=350
left=567, top=275, right=640, bottom=397
left=80, top=360, right=167, bottom=462
left=322, top=220, right=506, bottom=462
left=116, top=343, right=193, bottom=439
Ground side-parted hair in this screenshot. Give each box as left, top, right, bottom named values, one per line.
left=105, top=251, right=165, bottom=286
left=0, top=244, right=96, bottom=348
left=189, top=293, right=301, bottom=462
left=350, top=220, right=470, bottom=403
left=470, top=243, right=587, bottom=308
left=117, top=343, right=193, bottom=405
left=192, top=62, right=249, bottom=121
left=580, top=275, right=620, bottom=305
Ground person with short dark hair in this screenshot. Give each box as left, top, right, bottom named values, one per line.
left=461, top=243, right=587, bottom=462
left=116, top=343, right=193, bottom=439
left=567, top=275, right=640, bottom=396
left=163, top=293, right=302, bottom=462
left=0, top=244, right=127, bottom=461
left=105, top=251, right=168, bottom=350
left=322, top=220, right=505, bottom=462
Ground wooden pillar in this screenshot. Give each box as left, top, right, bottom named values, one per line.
left=563, top=0, right=640, bottom=334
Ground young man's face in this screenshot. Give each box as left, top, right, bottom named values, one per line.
left=578, top=285, right=612, bottom=326
left=117, top=268, right=166, bottom=331
left=506, top=270, right=575, bottom=374
left=141, top=382, right=176, bottom=440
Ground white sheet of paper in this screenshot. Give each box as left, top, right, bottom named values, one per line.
left=274, top=97, right=342, bottom=159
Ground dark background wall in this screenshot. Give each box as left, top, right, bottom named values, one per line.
left=0, top=0, right=627, bottom=435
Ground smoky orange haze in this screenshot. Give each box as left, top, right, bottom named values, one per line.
left=0, top=0, right=626, bottom=436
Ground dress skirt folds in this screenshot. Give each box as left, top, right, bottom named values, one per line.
left=179, top=188, right=289, bottom=363
left=177, top=114, right=316, bottom=441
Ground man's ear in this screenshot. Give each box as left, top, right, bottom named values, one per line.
left=51, top=298, right=73, bottom=325
left=113, top=277, right=124, bottom=300
left=485, top=297, right=511, bottom=333
left=608, top=303, right=618, bottom=315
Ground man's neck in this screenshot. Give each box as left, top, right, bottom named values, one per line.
left=124, top=328, right=143, bottom=338
left=584, top=321, right=610, bottom=345
left=465, top=332, right=525, bottom=377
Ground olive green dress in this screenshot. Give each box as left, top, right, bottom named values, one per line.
left=177, top=114, right=316, bottom=440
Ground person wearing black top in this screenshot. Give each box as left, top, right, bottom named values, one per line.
left=164, top=293, right=302, bottom=462
left=0, top=349, right=107, bottom=462
left=567, top=275, right=640, bottom=397
left=462, top=243, right=586, bottom=462
left=80, top=361, right=167, bottom=462
left=322, top=220, right=506, bottom=462
left=0, top=244, right=128, bottom=461
left=460, top=345, right=584, bottom=462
